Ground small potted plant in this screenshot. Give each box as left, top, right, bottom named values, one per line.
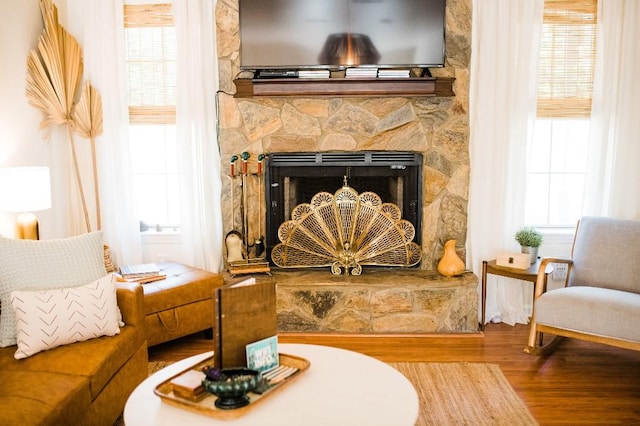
left=514, top=227, right=543, bottom=264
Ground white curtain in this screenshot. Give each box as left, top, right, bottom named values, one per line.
left=62, top=0, right=142, bottom=266
left=467, top=0, right=544, bottom=325
left=172, top=0, right=224, bottom=272
left=583, top=0, right=640, bottom=220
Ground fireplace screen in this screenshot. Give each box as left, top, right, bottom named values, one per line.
left=265, top=152, right=422, bottom=263
left=271, top=184, right=421, bottom=275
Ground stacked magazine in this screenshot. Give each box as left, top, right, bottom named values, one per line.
left=118, top=263, right=166, bottom=284
left=298, top=69, right=330, bottom=79
left=378, top=69, right=411, bottom=78
left=345, top=67, right=378, bottom=78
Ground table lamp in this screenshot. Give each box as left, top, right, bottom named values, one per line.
left=0, top=167, right=52, bottom=239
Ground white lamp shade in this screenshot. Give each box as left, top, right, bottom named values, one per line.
left=0, top=167, right=52, bottom=213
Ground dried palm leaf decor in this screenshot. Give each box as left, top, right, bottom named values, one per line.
left=73, top=81, right=104, bottom=229
left=26, top=0, right=104, bottom=232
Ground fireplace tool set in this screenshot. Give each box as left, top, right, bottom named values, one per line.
left=225, top=152, right=271, bottom=277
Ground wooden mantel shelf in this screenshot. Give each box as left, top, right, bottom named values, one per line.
left=233, top=77, right=455, bottom=98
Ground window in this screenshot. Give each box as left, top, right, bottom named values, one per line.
left=124, top=4, right=179, bottom=232
left=526, top=0, right=597, bottom=227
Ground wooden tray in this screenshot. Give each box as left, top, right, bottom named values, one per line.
left=154, top=353, right=310, bottom=419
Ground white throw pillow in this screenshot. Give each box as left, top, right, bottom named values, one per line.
left=0, top=232, right=107, bottom=347
left=11, top=274, right=121, bottom=359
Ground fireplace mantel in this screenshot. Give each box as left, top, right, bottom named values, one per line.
left=234, top=77, right=455, bottom=98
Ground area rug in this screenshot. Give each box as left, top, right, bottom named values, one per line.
left=138, top=361, right=537, bottom=426
left=389, top=362, right=538, bottom=426
left=149, top=360, right=172, bottom=375
left=113, top=363, right=171, bottom=426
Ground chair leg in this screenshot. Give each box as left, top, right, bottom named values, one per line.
left=525, top=335, right=565, bottom=355
left=524, top=319, right=566, bottom=355
left=526, top=318, right=540, bottom=350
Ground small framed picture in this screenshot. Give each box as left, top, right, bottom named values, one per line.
left=246, top=335, right=279, bottom=373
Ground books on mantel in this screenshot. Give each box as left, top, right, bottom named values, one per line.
left=118, top=263, right=166, bottom=283
left=377, top=69, right=411, bottom=79
left=298, top=69, right=330, bottom=79
left=345, top=67, right=378, bottom=78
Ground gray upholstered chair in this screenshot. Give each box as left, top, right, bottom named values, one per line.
left=525, top=216, right=640, bottom=355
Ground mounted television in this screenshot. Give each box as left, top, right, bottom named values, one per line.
left=239, top=0, right=446, bottom=71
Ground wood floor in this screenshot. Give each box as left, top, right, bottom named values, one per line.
left=148, top=323, right=640, bottom=425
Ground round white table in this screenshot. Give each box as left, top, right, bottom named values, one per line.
left=125, top=343, right=419, bottom=425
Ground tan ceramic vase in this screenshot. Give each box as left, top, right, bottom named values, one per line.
left=437, top=239, right=465, bottom=277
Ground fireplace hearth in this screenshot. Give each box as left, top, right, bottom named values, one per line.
left=265, top=151, right=422, bottom=263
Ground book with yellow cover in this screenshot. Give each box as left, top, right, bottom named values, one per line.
left=212, top=278, right=277, bottom=369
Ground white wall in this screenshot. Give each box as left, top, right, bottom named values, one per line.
left=0, top=1, right=57, bottom=238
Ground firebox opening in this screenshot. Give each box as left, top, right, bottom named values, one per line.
left=265, top=152, right=422, bottom=264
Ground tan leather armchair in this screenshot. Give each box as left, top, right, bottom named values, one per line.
left=525, top=216, right=640, bottom=355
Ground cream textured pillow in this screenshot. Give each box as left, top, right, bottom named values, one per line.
left=0, top=232, right=107, bottom=347
left=10, top=274, right=121, bottom=359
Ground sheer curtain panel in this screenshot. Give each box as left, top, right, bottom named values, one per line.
left=467, top=0, right=544, bottom=325
left=584, top=0, right=640, bottom=220
left=172, top=0, right=223, bottom=272
left=63, top=0, right=142, bottom=266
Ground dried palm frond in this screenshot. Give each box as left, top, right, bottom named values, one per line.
left=73, top=81, right=104, bottom=229
left=25, top=0, right=90, bottom=232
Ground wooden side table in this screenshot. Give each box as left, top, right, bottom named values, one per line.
left=481, top=259, right=553, bottom=330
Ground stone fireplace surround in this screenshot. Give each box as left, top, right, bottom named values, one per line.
left=215, top=0, right=475, bottom=333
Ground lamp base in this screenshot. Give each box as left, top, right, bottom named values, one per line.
left=16, top=212, right=40, bottom=240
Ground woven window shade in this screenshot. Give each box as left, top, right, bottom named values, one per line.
left=124, top=4, right=176, bottom=124
left=537, top=0, right=597, bottom=118
left=124, top=4, right=173, bottom=28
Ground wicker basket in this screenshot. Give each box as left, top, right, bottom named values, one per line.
left=103, top=245, right=117, bottom=273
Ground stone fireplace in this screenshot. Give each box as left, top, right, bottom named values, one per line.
left=215, top=0, right=476, bottom=332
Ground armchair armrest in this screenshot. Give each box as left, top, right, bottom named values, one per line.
left=533, top=257, right=573, bottom=299
left=115, top=281, right=145, bottom=328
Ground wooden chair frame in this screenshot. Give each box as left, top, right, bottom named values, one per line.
left=524, top=220, right=640, bottom=355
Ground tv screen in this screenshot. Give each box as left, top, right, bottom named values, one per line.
left=239, top=0, right=446, bottom=70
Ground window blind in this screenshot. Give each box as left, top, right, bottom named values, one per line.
left=124, top=4, right=176, bottom=124
left=537, top=0, right=597, bottom=118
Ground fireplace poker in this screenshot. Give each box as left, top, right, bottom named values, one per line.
left=225, top=155, right=243, bottom=263
left=254, top=153, right=266, bottom=258
left=240, top=151, right=251, bottom=256
left=229, top=155, right=238, bottom=230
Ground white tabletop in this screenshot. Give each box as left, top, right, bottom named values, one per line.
left=125, top=343, right=419, bottom=426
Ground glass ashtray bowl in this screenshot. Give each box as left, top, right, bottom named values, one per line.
left=201, top=367, right=263, bottom=410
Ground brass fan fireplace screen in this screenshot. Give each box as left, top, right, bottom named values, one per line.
left=271, top=183, right=421, bottom=275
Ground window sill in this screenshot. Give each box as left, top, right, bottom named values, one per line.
left=538, top=227, right=576, bottom=245
left=140, top=232, right=181, bottom=245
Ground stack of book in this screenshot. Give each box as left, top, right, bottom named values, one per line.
left=170, top=369, right=207, bottom=401
left=298, top=69, right=330, bottom=79
left=118, top=263, right=166, bottom=284
left=345, top=67, right=378, bottom=79
left=378, top=69, right=411, bottom=78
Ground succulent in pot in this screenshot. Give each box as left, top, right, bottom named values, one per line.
left=514, top=227, right=543, bottom=264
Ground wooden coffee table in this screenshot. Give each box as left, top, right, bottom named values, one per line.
left=124, top=343, right=418, bottom=425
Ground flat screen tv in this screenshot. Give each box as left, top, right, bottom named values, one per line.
left=239, top=0, right=446, bottom=70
